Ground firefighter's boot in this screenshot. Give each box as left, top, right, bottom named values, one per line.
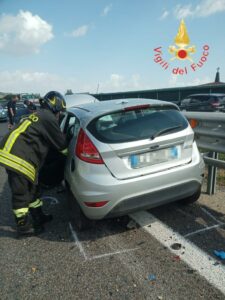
left=15, top=214, right=43, bottom=237
left=30, top=206, right=53, bottom=226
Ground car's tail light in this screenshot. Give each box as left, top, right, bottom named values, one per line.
left=84, top=201, right=109, bottom=207
left=211, top=101, right=220, bottom=107
left=76, top=128, right=104, bottom=164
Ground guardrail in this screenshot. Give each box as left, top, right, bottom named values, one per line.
left=183, top=111, right=225, bottom=195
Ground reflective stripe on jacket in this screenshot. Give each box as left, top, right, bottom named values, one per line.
left=0, top=109, right=67, bottom=184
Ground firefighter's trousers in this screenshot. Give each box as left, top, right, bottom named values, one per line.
left=7, top=170, right=42, bottom=218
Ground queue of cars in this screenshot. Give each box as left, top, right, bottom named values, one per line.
left=0, top=101, right=33, bottom=123
left=0, top=93, right=93, bottom=123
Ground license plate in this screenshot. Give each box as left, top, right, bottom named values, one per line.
left=129, top=146, right=181, bottom=169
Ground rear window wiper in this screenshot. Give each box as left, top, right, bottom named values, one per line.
left=150, top=124, right=183, bottom=140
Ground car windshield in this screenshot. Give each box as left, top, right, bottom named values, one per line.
left=182, top=98, right=191, bottom=103
left=87, top=106, right=188, bottom=143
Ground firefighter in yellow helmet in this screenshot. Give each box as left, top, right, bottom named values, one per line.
left=0, top=91, right=67, bottom=237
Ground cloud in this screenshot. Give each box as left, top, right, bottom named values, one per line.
left=169, top=74, right=178, bottom=86
left=131, top=74, right=141, bottom=89
left=101, top=4, right=112, bottom=16
left=98, top=73, right=148, bottom=92
left=0, top=10, right=53, bottom=56
left=168, top=74, right=211, bottom=87
left=0, top=70, right=147, bottom=95
left=174, top=5, right=193, bottom=19
left=160, top=10, right=169, bottom=20
left=109, top=74, right=124, bottom=88
left=0, top=70, right=68, bottom=94
left=0, top=69, right=213, bottom=96
left=199, top=0, right=225, bottom=17
left=70, top=25, right=89, bottom=38
left=174, top=0, right=225, bottom=19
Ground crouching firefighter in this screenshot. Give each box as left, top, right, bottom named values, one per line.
left=0, top=91, right=68, bottom=237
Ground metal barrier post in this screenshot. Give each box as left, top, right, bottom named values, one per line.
left=207, top=152, right=218, bottom=195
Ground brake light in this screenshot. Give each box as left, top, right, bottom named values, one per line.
left=84, top=201, right=109, bottom=207
left=124, top=104, right=150, bottom=111
left=76, top=129, right=104, bottom=164
left=211, top=102, right=220, bottom=107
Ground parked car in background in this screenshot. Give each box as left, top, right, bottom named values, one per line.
left=14, top=93, right=98, bottom=124
left=180, top=93, right=225, bottom=112
left=14, top=102, right=30, bottom=123
left=0, top=98, right=38, bottom=124
left=43, top=98, right=204, bottom=230
left=0, top=104, right=7, bottom=121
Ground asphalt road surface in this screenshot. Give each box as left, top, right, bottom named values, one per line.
left=0, top=121, right=225, bottom=300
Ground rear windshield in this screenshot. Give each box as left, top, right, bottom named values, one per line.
left=194, top=96, right=209, bottom=102
left=87, top=106, right=188, bottom=143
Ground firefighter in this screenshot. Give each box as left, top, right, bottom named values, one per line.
left=0, top=91, right=67, bottom=237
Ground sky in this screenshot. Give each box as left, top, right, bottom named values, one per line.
left=0, top=0, right=225, bottom=96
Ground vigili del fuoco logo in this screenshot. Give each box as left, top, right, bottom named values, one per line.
left=153, top=19, right=209, bottom=75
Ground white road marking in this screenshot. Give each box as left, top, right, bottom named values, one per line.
left=200, top=207, right=225, bottom=225
left=68, top=222, right=139, bottom=261
left=176, top=207, right=198, bottom=219
left=176, top=206, right=225, bottom=237
left=68, top=222, right=88, bottom=261
left=90, top=248, right=139, bottom=260
left=130, top=210, right=225, bottom=296
left=184, top=224, right=221, bottom=238
left=0, top=225, right=14, bottom=231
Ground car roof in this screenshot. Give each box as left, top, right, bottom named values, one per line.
left=185, top=93, right=225, bottom=97
left=65, top=93, right=99, bottom=108
left=68, top=98, right=178, bottom=126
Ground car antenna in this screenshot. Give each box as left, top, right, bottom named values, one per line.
left=96, top=83, right=99, bottom=94
left=94, top=83, right=100, bottom=102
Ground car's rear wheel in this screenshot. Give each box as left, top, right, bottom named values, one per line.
left=66, top=185, right=95, bottom=231
left=179, top=188, right=201, bottom=205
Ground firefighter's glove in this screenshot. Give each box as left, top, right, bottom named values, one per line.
left=61, top=148, right=68, bottom=156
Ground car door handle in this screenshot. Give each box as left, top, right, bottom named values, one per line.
left=71, top=158, right=75, bottom=172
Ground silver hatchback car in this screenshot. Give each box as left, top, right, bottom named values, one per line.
left=49, top=98, right=204, bottom=229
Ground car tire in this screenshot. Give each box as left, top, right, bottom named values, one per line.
left=66, top=185, right=95, bottom=231
left=179, top=188, right=201, bottom=205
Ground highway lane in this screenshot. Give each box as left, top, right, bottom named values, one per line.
left=0, top=122, right=224, bottom=300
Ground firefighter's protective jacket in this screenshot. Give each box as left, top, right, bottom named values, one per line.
left=0, top=109, right=67, bottom=184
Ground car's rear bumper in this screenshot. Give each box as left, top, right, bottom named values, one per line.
left=76, top=173, right=203, bottom=220
left=106, top=180, right=201, bottom=218
left=66, top=143, right=204, bottom=220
